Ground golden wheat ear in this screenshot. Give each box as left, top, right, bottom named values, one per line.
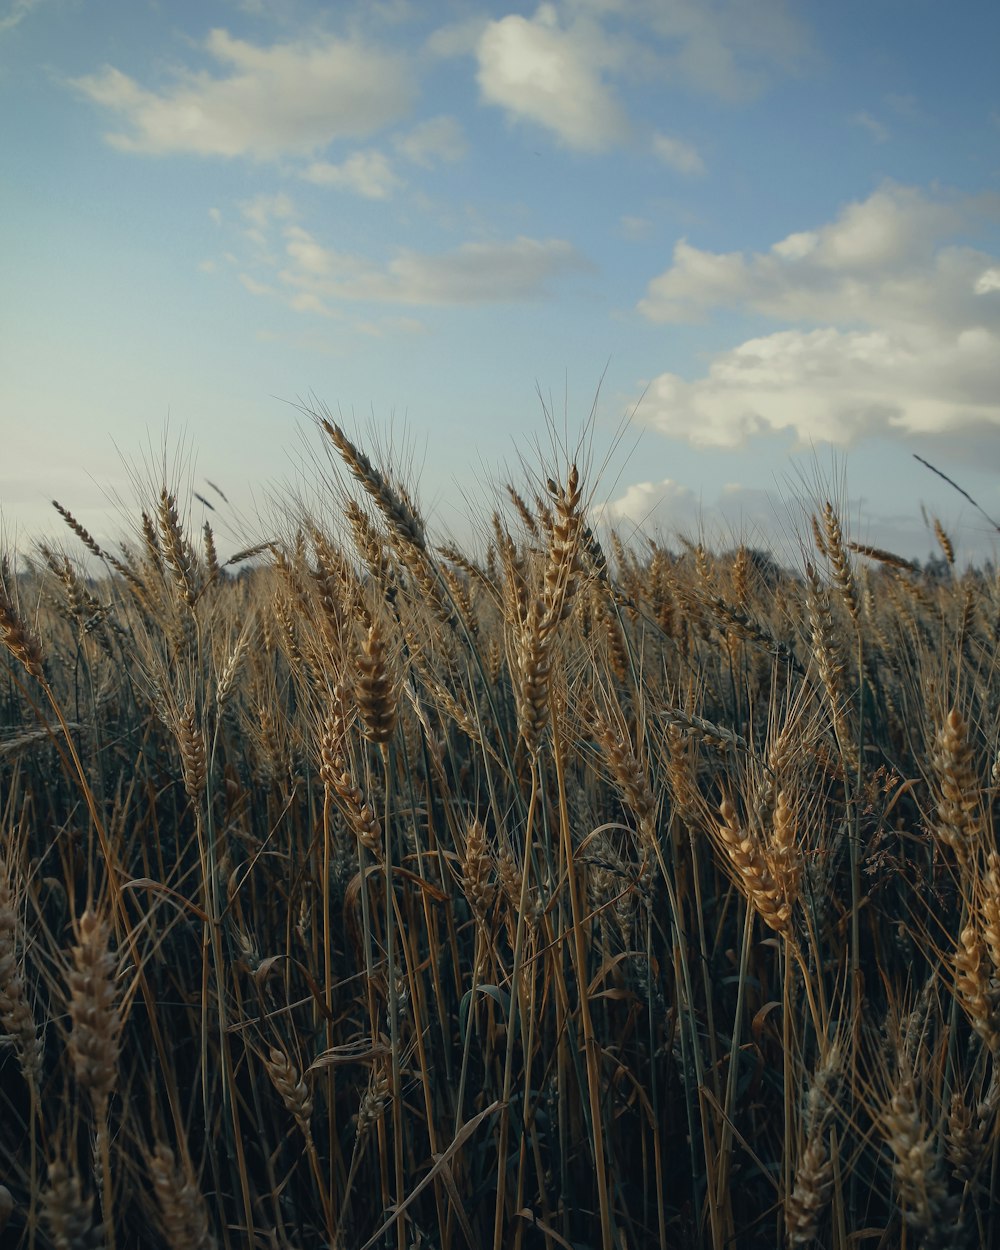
left=149, top=1144, right=216, bottom=1250
left=66, top=908, right=121, bottom=1115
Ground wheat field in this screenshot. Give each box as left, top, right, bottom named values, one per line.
left=1, top=413, right=998, bottom=1249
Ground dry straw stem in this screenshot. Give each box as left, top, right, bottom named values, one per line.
left=149, top=1144, right=216, bottom=1250
left=67, top=908, right=121, bottom=1110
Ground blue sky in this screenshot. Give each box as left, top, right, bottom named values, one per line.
left=3, top=0, right=999, bottom=563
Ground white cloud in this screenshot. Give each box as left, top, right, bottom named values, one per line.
left=475, top=5, right=629, bottom=151
left=70, top=29, right=415, bottom=158
left=640, top=184, right=968, bottom=324
left=438, top=0, right=808, bottom=155
left=636, top=184, right=1000, bottom=448
left=976, top=266, right=1000, bottom=294
left=302, top=150, right=400, bottom=199
left=270, top=227, right=590, bottom=307
left=598, top=476, right=785, bottom=551
left=640, top=239, right=748, bottom=323
left=652, top=132, right=705, bottom=176
left=208, top=206, right=222, bottom=226
left=598, top=477, right=697, bottom=528
left=394, top=116, right=467, bottom=167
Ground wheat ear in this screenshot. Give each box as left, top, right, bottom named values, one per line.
left=931, top=708, right=981, bottom=865
left=0, top=866, right=42, bottom=1088
left=42, top=1158, right=104, bottom=1250
left=67, top=909, right=121, bottom=1114
left=149, top=1144, right=216, bottom=1250
left=264, top=1048, right=314, bottom=1142
left=0, top=570, right=45, bottom=681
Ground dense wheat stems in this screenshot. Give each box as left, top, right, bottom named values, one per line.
left=66, top=908, right=120, bottom=1249
left=4, top=423, right=1000, bottom=1247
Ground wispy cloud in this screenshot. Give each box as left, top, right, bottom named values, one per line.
left=652, top=132, right=706, bottom=176
left=852, top=111, right=890, bottom=143
left=0, top=0, right=43, bottom=35
left=393, top=116, right=467, bottom=167
left=885, top=92, right=918, bottom=118
left=302, top=150, right=401, bottom=199
left=240, top=192, right=296, bottom=231
left=619, top=215, right=652, bottom=241
left=70, top=29, right=415, bottom=158
left=273, top=228, right=591, bottom=308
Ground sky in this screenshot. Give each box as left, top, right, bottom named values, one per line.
left=2, top=0, right=1000, bottom=565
